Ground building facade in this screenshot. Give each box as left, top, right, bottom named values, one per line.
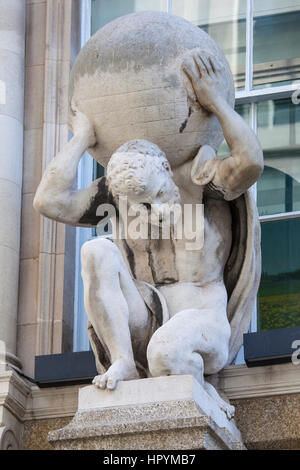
left=0, top=0, right=300, bottom=450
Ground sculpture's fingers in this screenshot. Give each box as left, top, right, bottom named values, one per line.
left=199, top=54, right=212, bottom=75
left=182, top=65, right=193, bottom=83
left=92, top=375, right=103, bottom=388
left=193, top=54, right=206, bottom=77
left=208, top=56, right=217, bottom=74
left=182, top=55, right=199, bottom=82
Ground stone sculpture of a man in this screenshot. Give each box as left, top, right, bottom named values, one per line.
left=34, top=51, right=263, bottom=417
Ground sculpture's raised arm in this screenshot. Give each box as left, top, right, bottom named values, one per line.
left=33, top=104, right=109, bottom=226
left=183, top=52, right=263, bottom=200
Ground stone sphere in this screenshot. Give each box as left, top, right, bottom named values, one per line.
left=69, top=11, right=234, bottom=169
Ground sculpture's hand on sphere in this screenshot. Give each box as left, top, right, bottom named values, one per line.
left=69, top=98, right=97, bottom=148
left=182, top=53, right=226, bottom=114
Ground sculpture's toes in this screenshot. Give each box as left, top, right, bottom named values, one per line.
left=107, top=374, right=118, bottom=390
left=222, top=403, right=235, bottom=420
left=92, top=373, right=108, bottom=389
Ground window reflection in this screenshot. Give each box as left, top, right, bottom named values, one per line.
left=172, top=0, right=246, bottom=90
left=258, top=218, right=300, bottom=330
left=91, top=0, right=167, bottom=34
left=254, top=0, right=300, bottom=88
left=257, top=98, right=300, bottom=215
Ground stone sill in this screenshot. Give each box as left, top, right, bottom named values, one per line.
left=2, top=361, right=300, bottom=422
left=219, top=362, right=300, bottom=399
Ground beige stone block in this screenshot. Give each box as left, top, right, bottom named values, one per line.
left=18, top=258, right=39, bottom=326
left=17, top=323, right=37, bottom=377
left=0, top=245, right=19, bottom=355
left=0, top=178, right=21, bottom=252
left=23, top=417, right=73, bottom=450
left=20, top=193, right=40, bottom=260
left=24, top=65, right=44, bottom=130
left=53, top=254, right=65, bottom=322
left=25, top=1, right=46, bottom=67
left=45, top=2, right=72, bottom=64
left=43, top=59, right=70, bottom=126
left=41, top=122, right=68, bottom=171
left=55, top=222, right=66, bottom=255
left=23, top=128, right=43, bottom=194
left=52, top=320, right=63, bottom=354
left=0, top=115, right=23, bottom=188
left=0, top=0, right=25, bottom=56
left=0, top=49, right=24, bottom=123
left=233, top=393, right=300, bottom=450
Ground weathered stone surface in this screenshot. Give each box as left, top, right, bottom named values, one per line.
left=69, top=11, right=235, bottom=168
left=48, top=376, right=245, bottom=450
left=232, top=393, right=300, bottom=450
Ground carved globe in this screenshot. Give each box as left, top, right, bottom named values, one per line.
left=69, top=11, right=234, bottom=168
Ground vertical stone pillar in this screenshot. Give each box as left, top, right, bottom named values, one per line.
left=0, top=0, right=26, bottom=369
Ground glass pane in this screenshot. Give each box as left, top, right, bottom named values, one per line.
left=257, top=98, right=300, bottom=216
left=254, top=0, right=300, bottom=88
left=217, top=103, right=251, bottom=157
left=172, top=0, right=246, bottom=90
left=258, top=218, right=300, bottom=331
left=91, top=0, right=167, bottom=34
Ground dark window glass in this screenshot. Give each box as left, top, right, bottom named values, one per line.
left=258, top=218, right=300, bottom=330
left=91, top=0, right=166, bottom=35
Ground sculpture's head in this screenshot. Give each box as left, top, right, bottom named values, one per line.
left=107, top=139, right=181, bottom=226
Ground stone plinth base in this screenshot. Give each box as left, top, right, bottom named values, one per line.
left=48, top=375, right=245, bottom=450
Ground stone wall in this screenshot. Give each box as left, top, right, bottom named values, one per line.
left=21, top=393, right=300, bottom=450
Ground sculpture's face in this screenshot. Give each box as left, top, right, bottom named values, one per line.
left=129, top=164, right=181, bottom=227
left=107, top=149, right=181, bottom=227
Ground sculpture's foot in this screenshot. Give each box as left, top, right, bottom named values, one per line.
left=203, top=380, right=235, bottom=420
left=92, top=359, right=139, bottom=391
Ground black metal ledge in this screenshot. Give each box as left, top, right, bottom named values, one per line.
left=244, top=326, right=300, bottom=367
left=34, top=326, right=300, bottom=387
left=35, top=350, right=97, bottom=387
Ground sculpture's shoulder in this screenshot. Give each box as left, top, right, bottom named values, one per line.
left=78, top=176, right=115, bottom=227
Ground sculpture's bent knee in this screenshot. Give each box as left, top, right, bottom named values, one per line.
left=147, top=337, right=178, bottom=377
left=147, top=329, right=205, bottom=379
left=81, top=237, right=116, bottom=272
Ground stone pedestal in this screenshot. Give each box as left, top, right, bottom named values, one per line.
left=48, top=375, right=245, bottom=450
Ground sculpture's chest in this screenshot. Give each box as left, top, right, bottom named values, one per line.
left=116, top=197, right=232, bottom=286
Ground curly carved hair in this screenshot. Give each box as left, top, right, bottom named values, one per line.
left=107, top=140, right=172, bottom=197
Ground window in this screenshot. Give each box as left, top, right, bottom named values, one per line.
left=74, top=0, right=300, bottom=353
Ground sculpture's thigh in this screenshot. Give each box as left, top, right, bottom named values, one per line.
left=81, top=237, right=149, bottom=340
left=147, top=308, right=231, bottom=380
